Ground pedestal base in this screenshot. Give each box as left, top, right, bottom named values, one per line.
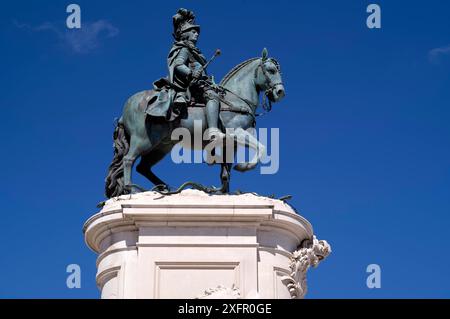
left=83, top=190, right=330, bottom=299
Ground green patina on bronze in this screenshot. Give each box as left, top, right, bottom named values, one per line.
left=104, top=8, right=286, bottom=199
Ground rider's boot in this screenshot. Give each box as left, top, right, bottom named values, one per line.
left=205, top=98, right=225, bottom=142
left=173, top=92, right=188, bottom=110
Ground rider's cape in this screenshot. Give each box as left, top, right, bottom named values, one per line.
left=139, top=77, right=176, bottom=121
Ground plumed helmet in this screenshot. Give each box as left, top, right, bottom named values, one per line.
left=172, top=8, right=200, bottom=40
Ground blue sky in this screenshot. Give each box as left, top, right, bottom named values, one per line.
left=0, top=0, right=449, bottom=298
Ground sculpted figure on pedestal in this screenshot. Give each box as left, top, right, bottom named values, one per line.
left=104, top=8, right=286, bottom=199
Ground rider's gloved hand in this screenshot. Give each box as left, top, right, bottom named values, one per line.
left=191, top=69, right=203, bottom=80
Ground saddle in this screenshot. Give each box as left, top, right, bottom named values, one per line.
left=139, top=80, right=254, bottom=122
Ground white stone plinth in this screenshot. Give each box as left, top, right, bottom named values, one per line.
left=83, top=189, right=330, bottom=299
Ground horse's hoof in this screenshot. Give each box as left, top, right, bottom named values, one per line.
left=125, top=184, right=147, bottom=194
left=130, top=187, right=142, bottom=194
left=233, top=162, right=257, bottom=172
left=151, top=184, right=171, bottom=193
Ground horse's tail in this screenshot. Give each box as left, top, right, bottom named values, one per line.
left=105, top=117, right=129, bottom=198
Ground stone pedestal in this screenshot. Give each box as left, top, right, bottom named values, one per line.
left=83, top=189, right=330, bottom=299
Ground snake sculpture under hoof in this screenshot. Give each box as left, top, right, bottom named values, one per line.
left=151, top=182, right=293, bottom=203
left=97, top=181, right=292, bottom=208
left=150, top=181, right=224, bottom=195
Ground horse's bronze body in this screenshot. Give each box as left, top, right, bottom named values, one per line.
left=105, top=49, right=285, bottom=198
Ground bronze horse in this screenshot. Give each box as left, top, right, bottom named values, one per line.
left=105, top=48, right=285, bottom=198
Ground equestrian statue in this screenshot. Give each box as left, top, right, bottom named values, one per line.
left=104, top=8, right=285, bottom=199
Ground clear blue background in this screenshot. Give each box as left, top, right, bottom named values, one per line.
left=0, top=0, right=449, bottom=298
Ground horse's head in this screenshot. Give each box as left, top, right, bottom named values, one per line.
left=255, top=48, right=285, bottom=103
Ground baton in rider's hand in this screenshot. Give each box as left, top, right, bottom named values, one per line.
left=190, top=49, right=221, bottom=84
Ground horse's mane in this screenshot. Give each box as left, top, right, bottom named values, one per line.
left=220, top=57, right=260, bottom=86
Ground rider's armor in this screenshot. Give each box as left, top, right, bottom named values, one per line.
left=167, top=8, right=223, bottom=140
left=168, top=41, right=219, bottom=108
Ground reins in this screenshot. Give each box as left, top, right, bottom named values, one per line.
left=218, top=57, right=282, bottom=119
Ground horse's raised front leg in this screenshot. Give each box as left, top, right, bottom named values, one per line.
left=232, top=127, right=266, bottom=172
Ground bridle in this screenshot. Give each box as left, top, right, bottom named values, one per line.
left=254, top=57, right=283, bottom=114
left=219, top=57, right=283, bottom=119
